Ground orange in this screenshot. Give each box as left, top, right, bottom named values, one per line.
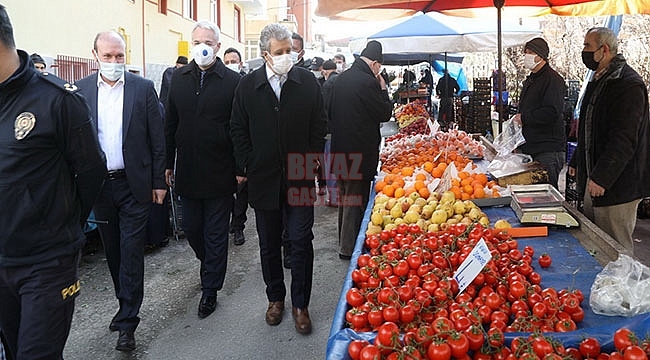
left=394, top=187, right=405, bottom=198
left=450, top=186, right=462, bottom=199
left=374, top=180, right=386, bottom=193
left=460, top=178, right=472, bottom=187
left=431, top=167, right=444, bottom=178
left=414, top=180, right=426, bottom=191
left=474, top=185, right=486, bottom=198
left=383, top=184, right=395, bottom=197
left=401, top=166, right=414, bottom=177
left=451, top=179, right=460, bottom=187
left=437, top=162, right=448, bottom=171
left=461, top=192, right=471, bottom=200
left=458, top=171, right=470, bottom=180
left=463, top=184, right=474, bottom=195
left=415, top=173, right=427, bottom=182
left=423, top=161, right=434, bottom=173
left=475, top=173, right=489, bottom=186
left=418, top=187, right=430, bottom=199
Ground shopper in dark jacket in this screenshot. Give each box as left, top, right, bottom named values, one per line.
left=0, top=5, right=106, bottom=358
left=165, top=20, right=240, bottom=320
left=569, top=27, right=650, bottom=253
left=513, top=37, right=567, bottom=189
left=329, top=40, right=392, bottom=259
left=231, top=23, right=327, bottom=335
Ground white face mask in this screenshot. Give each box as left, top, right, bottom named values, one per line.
left=268, top=53, right=293, bottom=75
left=336, top=63, right=344, bottom=72
left=523, top=53, right=541, bottom=70
left=290, top=51, right=300, bottom=64
left=191, top=43, right=215, bottom=67
left=312, top=70, right=323, bottom=79
left=98, top=61, right=125, bottom=82
left=226, top=63, right=240, bottom=73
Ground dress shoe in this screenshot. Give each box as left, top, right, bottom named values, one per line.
left=197, top=294, right=217, bottom=319
left=292, top=307, right=312, bottom=334
left=115, top=330, right=136, bottom=352
left=338, top=253, right=352, bottom=260
left=265, top=301, right=284, bottom=326
left=109, top=313, right=119, bottom=332
left=233, top=230, right=245, bottom=246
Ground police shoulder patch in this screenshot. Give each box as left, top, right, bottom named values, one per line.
left=38, top=71, right=79, bottom=93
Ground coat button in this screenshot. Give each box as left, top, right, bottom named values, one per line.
left=196, top=91, right=200, bottom=95
left=274, top=106, right=279, bottom=112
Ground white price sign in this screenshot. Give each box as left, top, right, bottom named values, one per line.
left=453, top=238, right=492, bottom=294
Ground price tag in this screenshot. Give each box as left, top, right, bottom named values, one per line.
left=453, top=238, right=492, bottom=294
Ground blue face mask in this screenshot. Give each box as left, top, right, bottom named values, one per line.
left=98, top=61, right=125, bottom=82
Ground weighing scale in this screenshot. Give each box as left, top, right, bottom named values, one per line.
left=509, top=184, right=579, bottom=227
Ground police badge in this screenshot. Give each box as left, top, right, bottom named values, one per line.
left=15, top=112, right=36, bottom=140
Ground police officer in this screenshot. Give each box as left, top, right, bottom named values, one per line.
left=0, top=5, right=107, bottom=359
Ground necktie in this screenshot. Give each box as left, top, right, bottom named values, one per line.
left=274, top=75, right=285, bottom=100
left=200, top=71, right=206, bottom=89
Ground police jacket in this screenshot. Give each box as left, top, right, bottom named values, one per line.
left=517, top=63, right=567, bottom=156
left=0, top=50, right=106, bottom=266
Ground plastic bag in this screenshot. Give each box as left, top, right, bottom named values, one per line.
left=589, top=254, right=650, bottom=317
left=486, top=153, right=533, bottom=178
left=492, top=118, right=525, bottom=157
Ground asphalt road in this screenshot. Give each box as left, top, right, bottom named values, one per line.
left=63, top=201, right=347, bottom=360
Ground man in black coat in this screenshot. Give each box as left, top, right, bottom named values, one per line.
left=512, top=37, right=567, bottom=189
left=569, top=27, right=650, bottom=253
left=159, top=55, right=187, bottom=107
left=165, top=20, right=240, bottom=320
left=436, top=70, right=460, bottom=126
left=231, top=23, right=327, bottom=335
left=328, top=40, right=392, bottom=260
left=76, top=31, right=167, bottom=352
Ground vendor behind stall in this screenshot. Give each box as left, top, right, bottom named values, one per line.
left=511, top=37, right=567, bottom=190
left=436, top=69, right=459, bottom=126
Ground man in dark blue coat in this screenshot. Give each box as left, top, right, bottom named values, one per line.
left=569, top=27, right=650, bottom=254
left=76, top=30, right=167, bottom=352
left=165, top=20, right=240, bottom=320
left=328, top=40, right=392, bottom=260
left=231, top=23, right=327, bottom=335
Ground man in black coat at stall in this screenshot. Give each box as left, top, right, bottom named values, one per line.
left=230, top=23, right=327, bottom=335
left=165, top=20, right=240, bottom=319
left=328, top=40, right=392, bottom=260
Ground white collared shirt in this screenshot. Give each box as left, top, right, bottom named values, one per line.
left=96, top=74, right=125, bottom=171
left=265, top=65, right=284, bottom=99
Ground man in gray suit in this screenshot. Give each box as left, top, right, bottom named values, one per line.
left=76, top=31, right=167, bottom=352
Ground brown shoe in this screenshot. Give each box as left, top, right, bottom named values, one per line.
left=265, top=301, right=284, bottom=326
left=292, top=307, right=312, bottom=334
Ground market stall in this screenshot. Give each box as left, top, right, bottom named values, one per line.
left=325, top=128, right=650, bottom=360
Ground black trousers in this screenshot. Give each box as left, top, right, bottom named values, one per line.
left=0, top=251, right=80, bottom=360
left=146, top=193, right=170, bottom=246
left=93, top=177, right=150, bottom=332
left=182, top=195, right=233, bottom=296
left=254, top=203, right=314, bottom=308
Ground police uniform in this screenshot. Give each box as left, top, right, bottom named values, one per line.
left=0, top=50, right=106, bottom=359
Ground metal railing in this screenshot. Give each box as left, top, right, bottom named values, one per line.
left=55, top=55, right=97, bottom=83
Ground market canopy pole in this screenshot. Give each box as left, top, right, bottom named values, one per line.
left=496, top=0, right=504, bottom=134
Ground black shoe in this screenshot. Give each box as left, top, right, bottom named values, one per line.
left=198, top=295, right=217, bottom=319
left=283, top=246, right=291, bottom=269
left=233, top=230, right=245, bottom=246
left=109, top=313, right=119, bottom=332
left=339, top=254, right=352, bottom=260
left=144, top=243, right=157, bottom=254
left=116, top=330, right=136, bottom=352
left=158, top=239, right=169, bottom=248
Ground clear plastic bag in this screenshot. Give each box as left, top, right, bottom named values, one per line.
left=492, top=118, right=526, bottom=157
left=589, top=254, right=650, bottom=317
left=486, top=153, right=533, bottom=178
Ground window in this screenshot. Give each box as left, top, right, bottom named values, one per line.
left=233, top=6, right=241, bottom=42
left=183, top=0, right=197, bottom=20
left=210, top=0, right=220, bottom=27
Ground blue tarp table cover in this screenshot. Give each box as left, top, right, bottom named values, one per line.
left=326, top=196, right=650, bottom=360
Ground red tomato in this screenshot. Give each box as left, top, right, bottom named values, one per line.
left=580, top=338, right=601, bottom=359
left=376, top=322, right=400, bottom=348
left=359, top=344, right=381, bottom=360
left=346, top=288, right=365, bottom=307
left=538, top=253, right=552, bottom=268
left=427, top=342, right=451, bottom=360
left=367, top=309, right=383, bottom=328
left=407, top=252, right=423, bottom=269
left=571, top=306, right=585, bottom=323
left=400, top=304, right=416, bottom=324
left=448, top=332, right=470, bottom=359
left=393, top=259, right=410, bottom=277
left=532, top=336, right=555, bottom=358
left=348, top=340, right=369, bottom=360
left=382, top=306, right=400, bottom=323
left=487, top=327, right=505, bottom=347
left=523, top=245, right=535, bottom=257
left=555, top=319, right=577, bottom=332
left=509, top=281, right=527, bottom=299
left=614, top=328, right=637, bottom=351
left=464, top=325, right=485, bottom=351
left=623, top=345, right=648, bottom=360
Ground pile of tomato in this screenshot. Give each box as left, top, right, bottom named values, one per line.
left=345, top=222, right=596, bottom=360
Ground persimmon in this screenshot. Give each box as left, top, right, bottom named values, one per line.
left=431, top=167, right=444, bottom=178
left=415, top=173, right=427, bottom=182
